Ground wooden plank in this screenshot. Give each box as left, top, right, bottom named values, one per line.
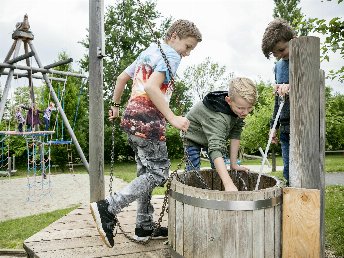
left=24, top=197, right=169, bottom=258
left=237, top=191, right=253, bottom=258
left=206, top=190, right=225, bottom=258
left=183, top=185, right=194, bottom=258
left=168, top=179, right=176, bottom=252
left=282, top=187, right=320, bottom=258
left=192, top=186, right=208, bottom=258
left=274, top=188, right=282, bottom=258
left=252, top=190, right=265, bottom=258
left=175, top=182, right=184, bottom=255
left=264, top=189, right=275, bottom=257
left=222, top=192, right=238, bottom=258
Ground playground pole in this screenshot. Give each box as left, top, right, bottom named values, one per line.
left=89, top=0, right=105, bottom=202
left=288, top=36, right=325, bottom=257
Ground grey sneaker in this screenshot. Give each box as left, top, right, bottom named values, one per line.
left=90, top=200, right=117, bottom=247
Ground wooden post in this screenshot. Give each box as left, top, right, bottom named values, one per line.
left=89, top=0, right=105, bottom=202
left=0, top=39, right=22, bottom=122
left=288, top=36, right=325, bottom=257
left=319, top=69, right=326, bottom=258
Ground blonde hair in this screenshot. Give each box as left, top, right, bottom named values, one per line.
left=165, top=19, right=202, bottom=42
left=228, top=77, right=258, bottom=105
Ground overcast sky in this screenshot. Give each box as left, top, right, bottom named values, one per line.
left=0, top=0, right=343, bottom=94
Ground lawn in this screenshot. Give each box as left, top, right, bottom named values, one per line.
left=0, top=154, right=343, bottom=255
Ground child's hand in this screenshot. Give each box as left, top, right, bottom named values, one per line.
left=230, top=164, right=250, bottom=173
left=170, top=115, right=190, bottom=132
left=275, top=84, right=289, bottom=96
left=269, top=129, right=278, bottom=144
left=108, top=107, right=119, bottom=121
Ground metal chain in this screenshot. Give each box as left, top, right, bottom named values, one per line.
left=115, top=157, right=184, bottom=245
left=109, top=120, right=115, bottom=194
left=136, top=0, right=175, bottom=88
left=109, top=0, right=209, bottom=245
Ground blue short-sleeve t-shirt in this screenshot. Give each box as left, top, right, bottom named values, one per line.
left=121, top=43, right=181, bottom=141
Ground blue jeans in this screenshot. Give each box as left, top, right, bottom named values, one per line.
left=185, top=145, right=229, bottom=171
left=106, top=134, right=170, bottom=230
left=43, top=117, right=50, bottom=131
left=280, top=132, right=290, bottom=185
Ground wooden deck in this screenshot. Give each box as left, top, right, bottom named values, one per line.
left=24, top=196, right=170, bottom=258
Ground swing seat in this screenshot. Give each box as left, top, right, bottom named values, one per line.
left=47, top=140, right=72, bottom=145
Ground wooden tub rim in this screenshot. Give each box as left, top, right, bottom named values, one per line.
left=169, top=176, right=282, bottom=211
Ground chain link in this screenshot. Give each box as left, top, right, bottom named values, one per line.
left=109, top=120, right=115, bottom=194
left=108, top=0, right=210, bottom=245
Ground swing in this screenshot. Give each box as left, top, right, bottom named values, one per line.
left=46, top=76, right=86, bottom=174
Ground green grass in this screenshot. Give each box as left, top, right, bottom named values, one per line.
left=325, top=154, right=344, bottom=172
left=0, top=187, right=343, bottom=256
left=325, top=186, right=344, bottom=257
left=0, top=156, right=343, bottom=255
left=0, top=206, right=78, bottom=249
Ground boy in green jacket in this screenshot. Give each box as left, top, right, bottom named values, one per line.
left=183, top=77, right=257, bottom=191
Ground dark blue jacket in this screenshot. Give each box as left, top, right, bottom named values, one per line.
left=271, top=59, right=290, bottom=133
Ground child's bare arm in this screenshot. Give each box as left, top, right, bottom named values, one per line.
left=230, top=139, right=249, bottom=172
left=213, top=157, right=238, bottom=191
left=109, top=71, right=131, bottom=120
left=144, top=71, right=189, bottom=131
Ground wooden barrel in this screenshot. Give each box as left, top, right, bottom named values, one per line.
left=168, top=169, right=282, bottom=258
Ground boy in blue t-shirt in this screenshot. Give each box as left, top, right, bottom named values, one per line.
left=261, top=18, right=296, bottom=186
left=90, top=19, right=202, bottom=248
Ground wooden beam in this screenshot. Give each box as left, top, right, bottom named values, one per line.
left=289, top=36, right=321, bottom=189
left=89, top=0, right=105, bottom=202
left=282, top=188, right=320, bottom=258
left=288, top=36, right=324, bottom=257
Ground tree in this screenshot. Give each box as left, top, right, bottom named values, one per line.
left=273, top=0, right=344, bottom=82
left=325, top=89, right=344, bottom=150
left=307, top=16, right=344, bottom=82
left=181, top=57, right=232, bottom=103
left=241, top=81, right=275, bottom=154
left=41, top=52, right=89, bottom=169
left=81, top=0, right=191, bottom=161
left=273, top=0, right=312, bottom=36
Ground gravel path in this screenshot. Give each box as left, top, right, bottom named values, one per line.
left=1, top=169, right=343, bottom=222
left=0, top=174, right=128, bottom=222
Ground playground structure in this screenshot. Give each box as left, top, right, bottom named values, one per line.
left=0, top=1, right=325, bottom=257
left=0, top=136, right=16, bottom=177
left=0, top=14, right=89, bottom=173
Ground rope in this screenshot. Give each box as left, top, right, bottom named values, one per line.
left=49, top=76, right=68, bottom=142
left=255, top=96, right=285, bottom=190
left=71, top=78, right=85, bottom=134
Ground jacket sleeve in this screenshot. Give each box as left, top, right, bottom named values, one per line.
left=228, top=118, right=244, bottom=140
left=202, top=115, right=228, bottom=162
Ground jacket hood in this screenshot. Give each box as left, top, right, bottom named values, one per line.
left=203, top=91, right=237, bottom=117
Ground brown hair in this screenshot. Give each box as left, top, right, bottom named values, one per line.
left=261, top=18, right=295, bottom=59
left=165, top=19, right=202, bottom=42
left=228, top=77, right=258, bottom=105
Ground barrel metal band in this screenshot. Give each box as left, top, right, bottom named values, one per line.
left=169, top=189, right=282, bottom=211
